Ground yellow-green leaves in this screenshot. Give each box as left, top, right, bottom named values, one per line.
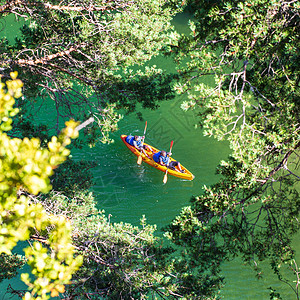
left=0, top=76, right=82, bottom=299
left=22, top=222, right=83, bottom=299
left=0, top=72, right=22, bottom=131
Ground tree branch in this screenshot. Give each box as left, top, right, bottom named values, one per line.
left=14, top=43, right=87, bottom=66
left=0, top=0, right=131, bottom=14
left=43, top=3, right=114, bottom=12
left=259, top=140, right=300, bottom=185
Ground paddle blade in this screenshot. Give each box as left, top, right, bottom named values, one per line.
left=163, top=171, right=168, bottom=184
left=163, top=174, right=167, bottom=184
left=137, top=154, right=142, bottom=165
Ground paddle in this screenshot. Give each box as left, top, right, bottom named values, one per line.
left=163, top=140, right=173, bottom=184
left=137, top=121, right=147, bottom=165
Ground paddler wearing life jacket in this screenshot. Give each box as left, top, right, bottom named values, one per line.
left=126, top=135, right=143, bottom=148
left=153, top=150, right=185, bottom=173
left=126, top=135, right=151, bottom=157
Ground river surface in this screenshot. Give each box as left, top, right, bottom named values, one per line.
left=0, top=12, right=299, bottom=300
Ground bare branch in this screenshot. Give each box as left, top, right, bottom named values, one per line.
left=14, top=43, right=87, bottom=66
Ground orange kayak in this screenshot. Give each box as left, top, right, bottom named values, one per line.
left=121, top=135, right=194, bottom=180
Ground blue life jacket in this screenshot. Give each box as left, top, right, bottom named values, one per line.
left=134, top=139, right=142, bottom=148
left=126, top=135, right=142, bottom=148
left=125, top=135, right=135, bottom=146
left=153, top=151, right=160, bottom=163
left=153, top=151, right=169, bottom=164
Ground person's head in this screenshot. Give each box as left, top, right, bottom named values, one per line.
left=134, top=135, right=139, bottom=140
left=161, top=150, right=166, bottom=157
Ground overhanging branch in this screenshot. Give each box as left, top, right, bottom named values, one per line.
left=0, top=0, right=129, bottom=14
left=259, top=140, right=300, bottom=185
left=14, top=43, right=87, bottom=66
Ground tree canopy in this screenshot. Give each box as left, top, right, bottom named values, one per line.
left=164, top=0, right=300, bottom=298
left=0, top=73, right=83, bottom=299
left=0, top=0, right=181, bottom=142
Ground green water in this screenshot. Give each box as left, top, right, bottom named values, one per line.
left=72, top=101, right=230, bottom=228
left=0, top=14, right=25, bottom=44
left=0, top=12, right=299, bottom=300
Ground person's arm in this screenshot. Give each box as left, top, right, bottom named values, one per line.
left=132, top=140, right=138, bottom=149
left=159, top=156, right=168, bottom=166
left=166, top=156, right=170, bottom=166
left=133, top=139, right=143, bottom=150
left=139, top=136, right=144, bottom=147
left=159, top=156, right=164, bottom=165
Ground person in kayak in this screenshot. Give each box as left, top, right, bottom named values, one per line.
left=126, top=135, right=151, bottom=157
left=153, top=150, right=185, bottom=173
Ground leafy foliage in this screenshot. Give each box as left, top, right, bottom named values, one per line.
left=31, top=189, right=174, bottom=299
left=0, top=253, right=26, bottom=282
left=50, top=158, right=95, bottom=196
left=164, top=0, right=300, bottom=297
left=0, top=73, right=82, bottom=299
left=33, top=188, right=224, bottom=300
